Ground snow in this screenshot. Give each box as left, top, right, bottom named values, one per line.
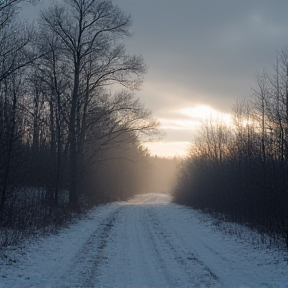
left=0, top=193, right=287, bottom=287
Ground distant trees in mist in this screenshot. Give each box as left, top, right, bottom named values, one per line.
left=0, top=0, right=161, bottom=242
left=174, top=49, right=288, bottom=248
left=148, top=156, right=179, bottom=194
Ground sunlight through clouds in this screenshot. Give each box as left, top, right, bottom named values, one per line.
left=179, top=105, right=233, bottom=125
left=144, top=105, right=233, bottom=157
left=158, top=118, right=201, bottom=130
left=180, top=105, right=217, bottom=119
left=158, top=105, right=232, bottom=132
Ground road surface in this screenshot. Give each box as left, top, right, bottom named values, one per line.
left=0, top=193, right=287, bottom=287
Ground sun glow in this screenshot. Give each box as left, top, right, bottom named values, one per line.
left=180, top=105, right=216, bottom=119
left=144, top=105, right=233, bottom=158
left=179, top=105, right=233, bottom=126
left=158, top=118, right=201, bottom=130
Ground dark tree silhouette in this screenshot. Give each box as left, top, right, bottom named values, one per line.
left=174, top=48, right=288, bottom=249
left=0, top=0, right=159, bottom=245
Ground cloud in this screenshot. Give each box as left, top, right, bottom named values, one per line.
left=21, top=0, right=288, bottom=157
left=122, top=0, right=288, bottom=109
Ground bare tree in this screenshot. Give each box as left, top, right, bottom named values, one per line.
left=0, top=0, right=35, bottom=208
left=174, top=48, right=288, bottom=248
left=0, top=0, right=38, bottom=82
left=39, top=0, right=147, bottom=207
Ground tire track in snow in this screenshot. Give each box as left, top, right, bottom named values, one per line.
left=59, top=205, right=123, bottom=287
left=141, top=206, right=182, bottom=286
left=94, top=205, right=171, bottom=287
left=1, top=194, right=287, bottom=287
left=145, top=206, right=220, bottom=287
left=93, top=203, right=221, bottom=287
left=150, top=205, right=238, bottom=287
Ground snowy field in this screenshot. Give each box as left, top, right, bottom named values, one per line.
left=0, top=193, right=287, bottom=287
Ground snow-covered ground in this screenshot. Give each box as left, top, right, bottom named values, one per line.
left=0, top=193, right=287, bottom=287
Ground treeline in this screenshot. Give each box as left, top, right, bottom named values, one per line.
left=174, top=49, right=288, bottom=247
left=0, top=0, right=158, bottom=240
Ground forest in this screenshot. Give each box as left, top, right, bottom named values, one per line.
left=4, top=0, right=286, bottom=253
left=0, top=0, right=180, bottom=245
left=174, top=49, right=288, bottom=248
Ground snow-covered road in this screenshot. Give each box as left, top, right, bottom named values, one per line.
left=0, top=194, right=287, bottom=287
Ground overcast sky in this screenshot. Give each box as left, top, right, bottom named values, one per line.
left=111, top=0, right=288, bottom=157
left=23, top=0, right=288, bottom=157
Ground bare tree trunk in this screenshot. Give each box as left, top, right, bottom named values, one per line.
left=68, top=61, right=80, bottom=208
left=0, top=77, right=18, bottom=209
